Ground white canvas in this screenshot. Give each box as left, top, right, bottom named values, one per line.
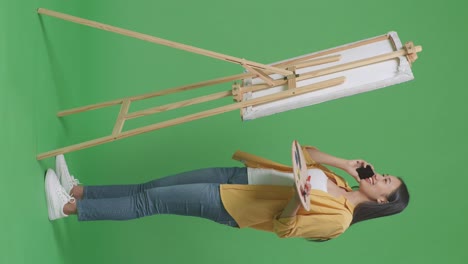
left=241, top=31, right=414, bottom=120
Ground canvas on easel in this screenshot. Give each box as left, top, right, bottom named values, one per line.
left=238, top=32, right=420, bottom=120
left=36, top=9, right=422, bottom=160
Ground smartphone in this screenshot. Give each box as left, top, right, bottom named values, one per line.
left=356, top=165, right=374, bottom=179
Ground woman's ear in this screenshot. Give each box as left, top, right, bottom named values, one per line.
left=377, top=198, right=388, bottom=204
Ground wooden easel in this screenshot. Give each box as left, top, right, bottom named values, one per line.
left=36, top=8, right=422, bottom=160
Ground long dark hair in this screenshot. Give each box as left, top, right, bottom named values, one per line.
left=351, top=177, right=410, bottom=225
left=307, top=178, right=410, bottom=242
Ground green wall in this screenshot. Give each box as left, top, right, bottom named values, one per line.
left=1, top=0, right=467, bottom=263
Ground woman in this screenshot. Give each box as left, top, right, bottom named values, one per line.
left=45, top=145, right=409, bottom=240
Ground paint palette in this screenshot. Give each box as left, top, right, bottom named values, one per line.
left=292, top=140, right=311, bottom=211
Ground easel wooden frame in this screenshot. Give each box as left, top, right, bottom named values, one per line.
left=36, top=8, right=422, bottom=160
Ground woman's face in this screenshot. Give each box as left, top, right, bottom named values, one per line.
left=359, top=173, right=401, bottom=203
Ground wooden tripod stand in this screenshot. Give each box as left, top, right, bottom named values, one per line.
left=36, top=8, right=422, bottom=160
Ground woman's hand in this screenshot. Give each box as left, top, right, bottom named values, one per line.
left=297, top=180, right=312, bottom=203
left=344, top=159, right=374, bottom=183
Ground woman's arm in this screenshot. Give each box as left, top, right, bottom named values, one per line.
left=273, top=213, right=349, bottom=239
left=306, top=147, right=372, bottom=182
left=278, top=180, right=312, bottom=218
left=306, top=147, right=349, bottom=170
left=278, top=193, right=302, bottom=218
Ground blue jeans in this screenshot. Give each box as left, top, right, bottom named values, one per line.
left=76, top=167, right=247, bottom=227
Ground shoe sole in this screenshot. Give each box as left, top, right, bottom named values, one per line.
left=55, top=154, right=65, bottom=180
left=45, top=169, right=60, bottom=221
left=55, top=155, right=73, bottom=193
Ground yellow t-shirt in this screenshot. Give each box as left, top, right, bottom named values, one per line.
left=220, top=146, right=355, bottom=240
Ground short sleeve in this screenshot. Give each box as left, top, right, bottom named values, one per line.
left=301, top=146, right=334, bottom=173
left=273, top=213, right=351, bottom=240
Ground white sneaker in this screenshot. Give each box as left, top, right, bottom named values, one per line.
left=55, top=154, right=80, bottom=194
left=45, top=169, right=75, bottom=221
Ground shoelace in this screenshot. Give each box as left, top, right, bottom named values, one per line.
left=57, top=188, right=76, bottom=204
left=70, top=175, right=80, bottom=186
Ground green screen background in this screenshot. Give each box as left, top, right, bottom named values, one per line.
left=1, top=0, right=467, bottom=263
